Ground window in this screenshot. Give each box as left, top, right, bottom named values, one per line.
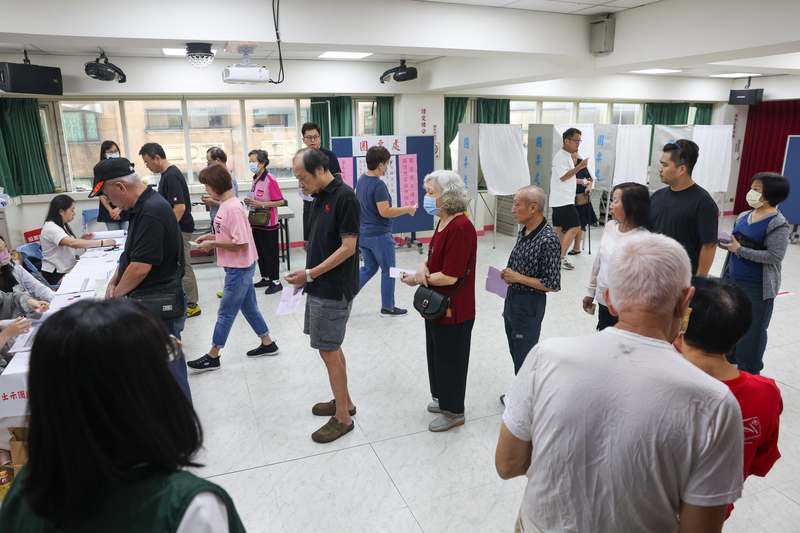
left=245, top=99, right=298, bottom=180
left=578, top=103, right=608, bottom=124
left=60, top=101, right=123, bottom=189
left=612, top=103, right=640, bottom=125
left=188, top=106, right=231, bottom=129
left=145, top=108, right=183, bottom=131
left=39, top=108, right=55, bottom=179
left=125, top=101, right=187, bottom=186
left=187, top=100, right=242, bottom=183
left=541, top=102, right=573, bottom=124
left=510, top=101, right=538, bottom=152
left=356, top=100, right=377, bottom=136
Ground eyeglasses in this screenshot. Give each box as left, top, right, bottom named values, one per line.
left=303, top=135, right=320, bottom=141
left=568, top=138, right=582, bottom=144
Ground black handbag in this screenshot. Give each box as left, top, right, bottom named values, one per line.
left=127, top=269, right=185, bottom=320
left=413, top=267, right=471, bottom=320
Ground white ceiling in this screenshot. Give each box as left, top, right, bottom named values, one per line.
left=413, top=0, right=662, bottom=15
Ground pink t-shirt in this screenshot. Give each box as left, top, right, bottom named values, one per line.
left=251, top=172, right=284, bottom=227
left=214, top=197, right=258, bottom=268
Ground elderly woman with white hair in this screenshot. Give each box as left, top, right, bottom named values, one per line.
left=402, top=170, right=476, bottom=432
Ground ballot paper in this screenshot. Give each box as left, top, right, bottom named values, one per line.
left=276, top=287, right=304, bottom=315
left=389, top=267, right=416, bottom=279
left=485, top=266, right=509, bottom=299
left=8, top=324, right=41, bottom=355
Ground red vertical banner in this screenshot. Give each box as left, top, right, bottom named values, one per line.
left=338, top=158, right=354, bottom=188
left=398, top=154, right=419, bottom=207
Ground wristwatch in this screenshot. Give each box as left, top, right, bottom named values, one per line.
left=306, top=269, right=314, bottom=283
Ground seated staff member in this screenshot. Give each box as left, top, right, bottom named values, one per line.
left=0, top=235, right=54, bottom=303
left=89, top=157, right=191, bottom=402
left=39, top=194, right=117, bottom=286
left=356, top=146, right=416, bottom=317
left=0, top=299, right=246, bottom=532
left=677, top=276, right=782, bottom=520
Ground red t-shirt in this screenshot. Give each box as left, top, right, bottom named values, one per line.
left=426, top=214, right=477, bottom=324
left=722, top=370, right=783, bottom=518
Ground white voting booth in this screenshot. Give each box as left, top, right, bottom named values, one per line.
left=458, top=124, right=529, bottom=246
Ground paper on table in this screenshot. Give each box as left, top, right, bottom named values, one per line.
left=91, top=230, right=126, bottom=240
left=389, top=267, right=416, bottom=279
left=276, top=287, right=304, bottom=315
left=485, top=266, right=508, bottom=299
left=8, top=323, right=41, bottom=355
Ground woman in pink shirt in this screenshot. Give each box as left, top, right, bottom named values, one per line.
left=245, top=149, right=285, bottom=294
left=187, top=164, right=279, bottom=373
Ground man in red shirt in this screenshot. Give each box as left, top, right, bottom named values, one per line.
left=677, top=276, right=782, bottom=518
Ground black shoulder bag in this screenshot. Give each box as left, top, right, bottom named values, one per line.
left=127, top=267, right=185, bottom=320
left=413, top=267, right=472, bottom=320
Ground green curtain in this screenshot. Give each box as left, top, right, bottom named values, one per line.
left=694, top=103, right=713, bottom=125
left=0, top=98, right=55, bottom=196
left=309, top=96, right=352, bottom=149
left=643, top=103, right=690, bottom=125
left=476, top=98, right=510, bottom=124
left=444, top=97, right=468, bottom=170
left=376, top=97, right=394, bottom=136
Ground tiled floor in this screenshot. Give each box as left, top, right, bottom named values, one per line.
left=182, top=216, right=800, bottom=532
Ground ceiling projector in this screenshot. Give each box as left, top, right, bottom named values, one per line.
left=85, top=52, right=126, bottom=83
left=380, top=60, right=417, bottom=83
left=222, top=65, right=270, bottom=84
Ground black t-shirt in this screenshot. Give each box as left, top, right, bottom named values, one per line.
left=157, top=165, right=194, bottom=233
left=305, top=179, right=360, bottom=301
left=117, top=187, right=184, bottom=289
left=651, top=183, right=718, bottom=274
left=319, top=147, right=342, bottom=179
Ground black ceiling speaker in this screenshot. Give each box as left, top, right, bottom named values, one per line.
left=728, top=88, right=763, bottom=105
left=0, top=52, right=63, bottom=96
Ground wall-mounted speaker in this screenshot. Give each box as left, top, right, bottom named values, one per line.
left=590, top=18, right=616, bottom=54
left=728, top=88, right=763, bottom=105
left=0, top=62, right=63, bottom=96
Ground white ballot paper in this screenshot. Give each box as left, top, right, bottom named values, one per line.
left=389, top=267, right=416, bottom=279
left=276, top=286, right=304, bottom=315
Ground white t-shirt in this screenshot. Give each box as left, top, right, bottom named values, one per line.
left=175, top=492, right=229, bottom=533
left=586, top=222, right=647, bottom=306
left=549, top=149, right=577, bottom=208
left=503, top=328, right=744, bottom=533
left=39, top=220, right=79, bottom=274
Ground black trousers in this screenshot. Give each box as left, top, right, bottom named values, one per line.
left=504, top=288, right=546, bottom=374
left=252, top=225, right=280, bottom=281
left=597, top=303, right=618, bottom=331
left=425, top=318, right=474, bottom=415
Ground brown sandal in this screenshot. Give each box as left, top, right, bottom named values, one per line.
left=312, top=416, right=354, bottom=443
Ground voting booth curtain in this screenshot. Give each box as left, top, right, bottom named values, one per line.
left=736, top=100, right=800, bottom=213
left=444, top=97, right=468, bottom=170
left=310, top=97, right=353, bottom=150
left=0, top=98, right=55, bottom=196
left=376, top=97, right=394, bottom=136
left=476, top=99, right=510, bottom=125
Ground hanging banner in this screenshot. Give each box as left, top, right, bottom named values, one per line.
left=351, top=136, right=406, bottom=156
left=527, top=124, right=555, bottom=200
left=593, top=125, right=617, bottom=192
left=458, top=124, right=480, bottom=203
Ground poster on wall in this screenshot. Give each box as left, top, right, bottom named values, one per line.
left=338, top=157, right=354, bottom=188
left=351, top=136, right=406, bottom=157
left=398, top=154, right=419, bottom=207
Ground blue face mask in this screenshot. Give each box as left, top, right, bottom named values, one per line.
left=249, top=162, right=259, bottom=174
left=106, top=152, right=120, bottom=159
left=423, top=195, right=441, bottom=216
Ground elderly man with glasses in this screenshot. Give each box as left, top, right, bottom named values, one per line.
left=549, top=127, right=588, bottom=270
left=300, top=122, right=343, bottom=247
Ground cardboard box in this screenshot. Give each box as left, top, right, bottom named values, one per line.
left=7, top=427, right=28, bottom=466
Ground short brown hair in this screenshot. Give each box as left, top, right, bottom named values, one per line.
left=198, top=163, right=232, bottom=194
left=366, top=145, right=391, bottom=170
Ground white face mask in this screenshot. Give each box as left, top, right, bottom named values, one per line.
left=106, top=152, right=120, bottom=159
left=746, top=189, right=764, bottom=209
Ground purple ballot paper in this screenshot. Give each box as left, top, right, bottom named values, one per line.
left=485, top=266, right=508, bottom=299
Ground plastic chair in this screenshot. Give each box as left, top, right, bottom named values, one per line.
left=16, top=249, right=57, bottom=290
left=16, top=242, right=42, bottom=261
left=82, top=208, right=100, bottom=233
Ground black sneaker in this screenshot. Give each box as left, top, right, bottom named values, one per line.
left=380, top=307, right=408, bottom=318
left=247, top=341, right=280, bottom=357
left=254, top=278, right=270, bottom=288
left=265, top=282, right=283, bottom=295
left=187, top=354, right=220, bottom=372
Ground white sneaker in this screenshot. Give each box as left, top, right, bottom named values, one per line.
left=561, top=257, right=575, bottom=270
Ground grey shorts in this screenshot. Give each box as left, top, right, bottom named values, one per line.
left=303, top=294, right=353, bottom=351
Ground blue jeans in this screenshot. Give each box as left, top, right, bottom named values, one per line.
left=213, top=262, right=270, bottom=348
left=727, top=277, right=774, bottom=375
left=359, top=233, right=396, bottom=310
left=163, top=290, right=191, bottom=404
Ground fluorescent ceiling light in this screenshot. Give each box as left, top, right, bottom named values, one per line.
left=709, top=72, right=762, bottom=78
left=162, top=48, right=217, bottom=57
left=318, top=51, right=373, bottom=60
left=630, top=69, right=683, bottom=74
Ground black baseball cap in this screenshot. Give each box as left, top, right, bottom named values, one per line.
left=89, top=157, right=136, bottom=198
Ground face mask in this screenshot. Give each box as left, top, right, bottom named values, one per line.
left=423, top=195, right=441, bottom=217
left=746, top=189, right=764, bottom=209
left=249, top=162, right=260, bottom=174
left=106, top=152, right=120, bottom=159
left=0, top=249, right=10, bottom=266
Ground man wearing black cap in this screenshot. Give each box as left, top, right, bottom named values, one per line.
left=90, top=157, right=192, bottom=402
